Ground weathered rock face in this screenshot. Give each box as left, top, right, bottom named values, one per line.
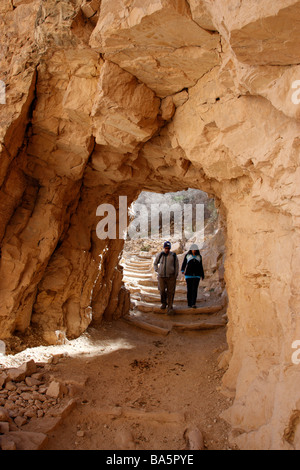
left=0, top=0, right=300, bottom=450
left=89, top=0, right=221, bottom=97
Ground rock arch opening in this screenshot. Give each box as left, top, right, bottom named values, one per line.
left=118, top=187, right=228, bottom=347
left=121, top=188, right=227, bottom=313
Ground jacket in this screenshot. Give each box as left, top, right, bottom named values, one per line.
left=154, top=251, right=179, bottom=278
left=181, top=253, right=204, bottom=279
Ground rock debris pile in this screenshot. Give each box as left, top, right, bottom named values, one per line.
left=0, top=358, right=77, bottom=450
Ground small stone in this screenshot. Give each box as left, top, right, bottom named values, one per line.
left=17, top=385, right=30, bottom=393
left=8, top=393, right=18, bottom=401
left=160, top=96, right=176, bottom=121
left=81, top=0, right=99, bottom=19
left=31, top=373, right=44, bottom=381
left=172, top=90, right=189, bottom=107
left=0, top=408, right=10, bottom=422
left=24, top=409, right=37, bottom=419
left=14, top=416, right=27, bottom=428
left=25, top=377, right=41, bottom=387
left=23, top=360, right=37, bottom=377
left=5, top=361, right=37, bottom=384
left=46, top=381, right=66, bottom=399
left=6, top=369, right=26, bottom=383
left=20, top=393, right=32, bottom=401
left=76, top=430, right=85, bottom=437
left=33, top=391, right=46, bottom=401
left=5, top=382, right=17, bottom=392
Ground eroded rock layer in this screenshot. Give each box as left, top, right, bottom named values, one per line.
left=0, top=0, right=300, bottom=450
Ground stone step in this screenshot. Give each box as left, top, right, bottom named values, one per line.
left=172, top=320, right=226, bottom=331
left=133, top=301, right=225, bottom=316
left=135, top=254, right=153, bottom=260
left=122, top=257, right=153, bottom=263
left=126, top=286, right=141, bottom=294
left=136, top=287, right=206, bottom=298
left=122, top=258, right=151, bottom=265
left=138, top=286, right=187, bottom=295
left=139, top=294, right=188, bottom=304
left=130, top=295, right=142, bottom=301
left=122, top=315, right=170, bottom=336
left=123, top=313, right=226, bottom=335
left=133, top=279, right=159, bottom=287
left=123, top=273, right=154, bottom=280
left=123, top=265, right=152, bottom=270
left=122, top=266, right=152, bottom=273
left=131, top=293, right=211, bottom=307
left=121, top=258, right=152, bottom=266
left=122, top=267, right=152, bottom=275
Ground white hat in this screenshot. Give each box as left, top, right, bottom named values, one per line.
left=190, top=244, right=199, bottom=251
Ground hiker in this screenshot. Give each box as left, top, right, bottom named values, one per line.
left=154, top=241, right=179, bottom=314
left=181, top=244, right=205, bottom=308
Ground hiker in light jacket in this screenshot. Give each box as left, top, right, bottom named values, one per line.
left=154, top=241, right=179, bottom=315
left=181, top=244, right=205, bottom=308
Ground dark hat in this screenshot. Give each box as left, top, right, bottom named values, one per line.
left=164, top=241, right=171, bottom=248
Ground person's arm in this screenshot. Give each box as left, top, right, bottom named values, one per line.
left=154, top=253, right=160, bottom=272
left=175, top=254, right=179, bottom=278
left=200, top=257, right=205, bottom=280
left=181, top=254, right=187, bottom=273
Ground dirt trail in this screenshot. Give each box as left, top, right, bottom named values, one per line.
left=1, top=310, right=233, bottom=450
left=42, top=319, right=233, bottom=450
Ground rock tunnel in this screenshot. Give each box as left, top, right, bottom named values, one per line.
left=0, top=0, right=300, bottom=450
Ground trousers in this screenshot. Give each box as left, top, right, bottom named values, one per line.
left=158, top=276, right=176, bottom=308
left=186, top=277, right=200, bottom=307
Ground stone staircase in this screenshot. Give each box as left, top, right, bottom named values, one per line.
left=120, top=252, right=227, bottom=336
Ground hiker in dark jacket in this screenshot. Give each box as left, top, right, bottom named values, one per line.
left=154, top=241, right=179, bottom=314
left=181, top=244, right=205, bottom=308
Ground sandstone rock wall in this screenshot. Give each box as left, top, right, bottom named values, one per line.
left=0, top=0, right=300, bottom=450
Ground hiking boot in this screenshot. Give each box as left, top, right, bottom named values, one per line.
left=167, top=307, right=175, bottom=315
left=160, top=303, right=167, bottom=310
left=192, top=305, right=197, bottom=309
